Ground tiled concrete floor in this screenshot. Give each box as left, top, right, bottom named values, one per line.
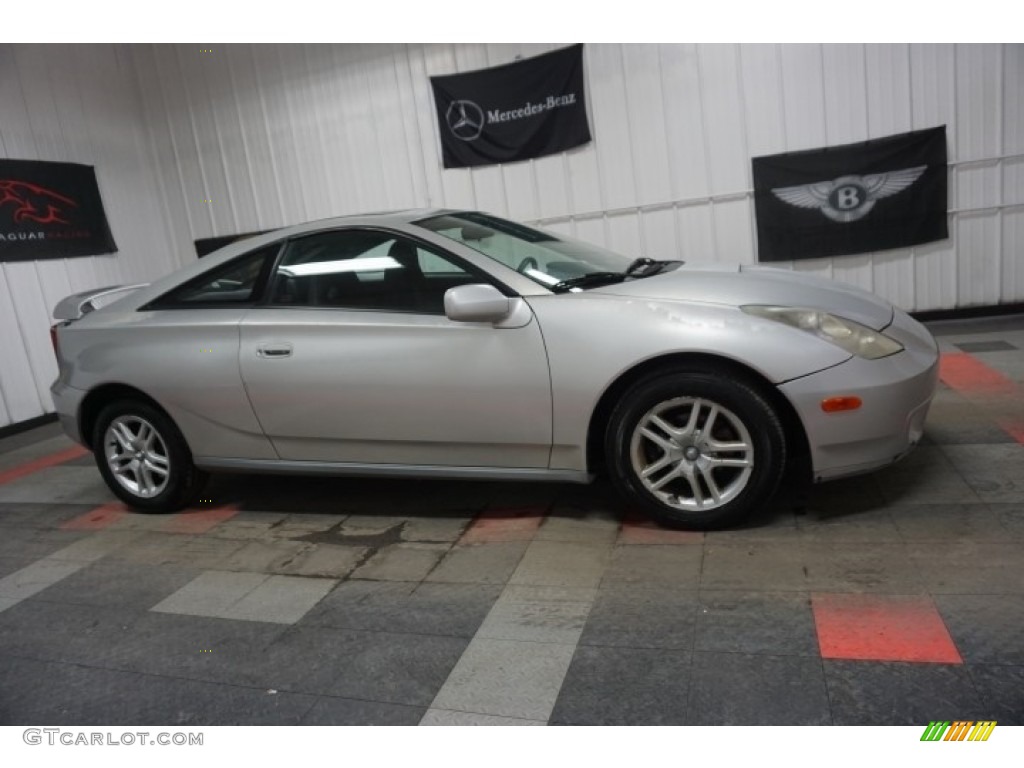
left=0, top=315, right=1023, bottom=725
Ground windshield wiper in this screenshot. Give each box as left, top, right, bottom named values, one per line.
left=552, top=259, right=684, bottom=293
left=551, top=272, right=628, bottom=293
left=626, top=258, right=683, bottom=276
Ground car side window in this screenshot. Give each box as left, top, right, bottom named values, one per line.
left=270, top=230, right=479, bottom=314
left=151, top=244, right=279, bottom=307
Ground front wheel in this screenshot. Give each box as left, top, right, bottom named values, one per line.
left=92, top=400, right=207, bottom=513
left=605, top=371, right=786, bottom=530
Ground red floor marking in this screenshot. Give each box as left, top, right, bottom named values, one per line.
left=618, top=511, right=704, bottom=544
left=159, top=505, right=239, bottom=534
left=59, top=502, right=130, bottom=531
left=459, top=506, right=547, bottom=544
left=939, top=353, right=1017, bottom=397
left=996, top=418, right=1024, bottom=445
left=811, top=593, right=962, bottom=664
left=0, top=445, right=89, bottom=486
left=939, top=352, right=1024, bottom=444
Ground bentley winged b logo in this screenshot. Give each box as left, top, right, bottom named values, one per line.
left=771, top=166, right=927, bottom=223
left=0, top=179, right=77, bottom=225
left=445, top=100, right=485, bottom=141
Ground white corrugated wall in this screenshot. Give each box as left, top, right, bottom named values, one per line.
left=129, top=43, right=1023, bottom=311
left=0, top=44, right=180, bottom=429
left=1, top=43, right=1022, bottom=429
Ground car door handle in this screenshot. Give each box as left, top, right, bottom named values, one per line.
left=257, top=343, right=293, bottom=358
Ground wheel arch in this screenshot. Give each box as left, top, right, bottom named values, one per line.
left=78, top=383, right=174, bottom=450
left=585, top=352, right=811, bottom=479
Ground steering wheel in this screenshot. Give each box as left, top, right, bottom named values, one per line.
left=516, top=256, right=539, bottom=274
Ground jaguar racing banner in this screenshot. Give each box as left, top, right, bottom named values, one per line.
left=752, top=127, right=948, bottom=262
left=0, top=159, right=117, bottom=262
left=430, top=44, right=591, bottom=169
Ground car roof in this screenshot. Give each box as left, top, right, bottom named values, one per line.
left=272, top=207, right=451, bottom=233
left=197, top=208, right=455, bottom=262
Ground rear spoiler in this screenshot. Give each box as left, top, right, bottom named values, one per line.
left=53, top=284, right=149, bottom=321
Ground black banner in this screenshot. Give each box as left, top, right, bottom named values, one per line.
left=0, top=159, right=117, bottom=262
left=430, top=44, right=591, bottom=169
left=752, top=127, right=948, bottom=262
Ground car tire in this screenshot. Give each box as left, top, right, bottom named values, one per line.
left=605, top=369, right=786, bottom=530
left=92, top=400, right=207, bottom=513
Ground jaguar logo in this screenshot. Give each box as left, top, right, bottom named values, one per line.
left=0, top=179, right=77, bottom=225
left=445, top=100, right=485, bottom=141
left=772, top=166, right=927, bottom=223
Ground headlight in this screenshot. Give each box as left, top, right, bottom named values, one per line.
left=741, top=305, right=904, bottom=360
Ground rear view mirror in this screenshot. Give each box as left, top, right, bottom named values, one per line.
left=460, top=224, right=493, bottom=242
left=444, top=284, right=511, bottom=323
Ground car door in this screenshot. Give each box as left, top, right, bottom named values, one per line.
left=238, top=228, right=554, bottom=468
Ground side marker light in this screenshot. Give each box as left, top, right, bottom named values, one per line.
left=821, top=396, right=862, bottom=413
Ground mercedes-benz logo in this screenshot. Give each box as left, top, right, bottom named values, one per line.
left=445, top=100, right=484, bottom=141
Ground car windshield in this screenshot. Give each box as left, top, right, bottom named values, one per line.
left=414, top=211, right=639, bottom=290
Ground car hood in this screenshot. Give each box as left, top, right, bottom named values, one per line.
left=591, top=263, right=895, bottom=330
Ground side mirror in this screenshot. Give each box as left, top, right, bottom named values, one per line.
left=444, top=284, right=511, bottom=323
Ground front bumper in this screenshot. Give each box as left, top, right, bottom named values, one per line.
left=779, top=308, right=939, bottom=481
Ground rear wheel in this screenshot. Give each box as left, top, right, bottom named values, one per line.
left=605, top=370, right=786, bottom=530
left=92, top=400, right=206, bottom=513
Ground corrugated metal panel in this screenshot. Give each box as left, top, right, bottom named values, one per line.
left=865, top=45, right=912, bottom=138
left=571, top=216, right=606, bottom=249
left=607, top=212, right=641, bottom=257
left=676, top=205, right=716, bottom=264
left=958, top=212, right=1001, bottom=307
left=713, top=199, right=755, bottom=263
left=822, top=45, right=869, bottom=144
left=1003, top=158, right=1024, bottom=207
left=956, top=45, right=1001, bottom=161
left=1002, top=208, right=1024, bottom=303
left=588, top=45, right=637, bottom=212
left=0, top=267, right=40, bottom=423
left=1004, top=45, right=1024, bottom=156
left=739, top=45, right=787, bottom=158
left=909, top=45, right=958, bottom=311
left=954, top=45, right=1004, bottom=310
left=698, top=45, right=748, bottom=195
left=0, top=43, right=176, bottom=428
left=658, top=45, right=710, bottom=200
left=4, top=263, right=57, bottom=408
left=871, top=248, right=915, bottom=311
left=640, top=208, right=679, bottom=262
left=620, top=45, right=673, bottom=207
left=864, top=43, right=916, bottom=310
left=779, top=45, right=828, bottom=151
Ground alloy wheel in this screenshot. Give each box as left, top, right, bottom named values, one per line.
left=629, top=396, right=754, bottom=511
left=103, top=415, right=171, bottom=498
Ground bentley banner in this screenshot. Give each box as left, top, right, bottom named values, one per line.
left=752, top=127, right=948, bottom=262
left=0, top=159, right=117, bottom=262
left=430, top=44, right=591, bottom=169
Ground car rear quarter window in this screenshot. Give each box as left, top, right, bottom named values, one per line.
left=147, top=244, right=280, bottom=309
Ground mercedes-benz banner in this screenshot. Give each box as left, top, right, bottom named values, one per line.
left=752, top=126, right=948, bottom=262
left=430, top=44, right=592, bottom=169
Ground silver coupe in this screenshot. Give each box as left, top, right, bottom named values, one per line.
left=50, top=210, right=939, bottom=529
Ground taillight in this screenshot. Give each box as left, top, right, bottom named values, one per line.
left=50, top=323, right=62, bottom=359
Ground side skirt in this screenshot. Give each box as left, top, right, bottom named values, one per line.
left=194, top=457, right=593, bottom=484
